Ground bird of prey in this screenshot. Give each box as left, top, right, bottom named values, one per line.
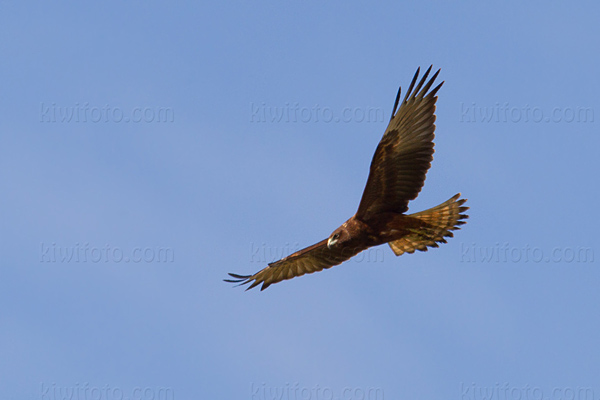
left=226, top=66, right=468, bottom=291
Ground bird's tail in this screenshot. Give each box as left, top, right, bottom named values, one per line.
left=388, top=194, right=469, bottom=256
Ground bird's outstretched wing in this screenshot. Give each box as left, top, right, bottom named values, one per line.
left=356, top=65, right=443, bottom=220
left=225, top=239, right=367, bottom=291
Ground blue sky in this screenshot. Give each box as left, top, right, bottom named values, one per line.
left=1, top=1, right=599, bottom=399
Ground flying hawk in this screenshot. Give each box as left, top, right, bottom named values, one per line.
left=226, top=66, right=468, bottom=290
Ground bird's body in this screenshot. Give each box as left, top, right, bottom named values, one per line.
left=330, top=213, right=420, bottom=250
left=226, top=66, right=469, bottom=290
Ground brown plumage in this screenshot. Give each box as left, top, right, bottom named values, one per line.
left=226, top=66, right=468, bottom=291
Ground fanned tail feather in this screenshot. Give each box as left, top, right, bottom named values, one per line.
left=388, top=193, right=469, bottom=256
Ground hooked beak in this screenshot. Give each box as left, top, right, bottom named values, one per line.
left=327, top=238, right=336, bottom=249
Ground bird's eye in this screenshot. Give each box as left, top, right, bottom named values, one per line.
left=332, top=233, right=339, bottom=240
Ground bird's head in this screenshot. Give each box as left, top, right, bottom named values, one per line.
left=327, top=226, right=349, bottom=249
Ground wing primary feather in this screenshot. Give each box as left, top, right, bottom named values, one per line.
left=230, top=279, right=252, bottom=288
left=418, top=68, right=441, bottom=98
left=411, top=65, right=433, bottom=101
left=247, top=280, right=261, bottom=291
left=390, top=85, right=402, bottom=121
left=224, top=273, right=251, bottom=282
left=224, top=273, right=254, bottom=288
left=401, top=67, right=420, bottom=104
left=429, top=81, right=444, bottom=98
left=227, top=273, right=251, bottom=279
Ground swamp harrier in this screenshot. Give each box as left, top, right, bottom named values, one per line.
left=226, top=66, right=468, bottom=290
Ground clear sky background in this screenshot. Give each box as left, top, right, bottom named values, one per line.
left=1, top=1, right=599, bottom=399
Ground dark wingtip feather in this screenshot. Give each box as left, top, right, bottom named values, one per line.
left=228, top=273, right=251, bottom=279
left=225, top=272, right=256, bottom=288
left=430, top=81, right=444, bottom=98
left=247, top=280, right=261, bottom=291
left=401, top=66, right=421, bottom=104
left=411, top=66, right=432, bottom=100
left=418, top=68, right=441, bottom=99
left=390, top=85, right=402, bottom=121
